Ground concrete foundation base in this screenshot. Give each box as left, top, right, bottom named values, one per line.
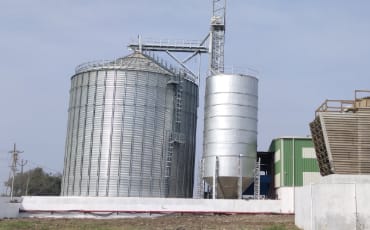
left=19, top=197, right=285, bottom=218
left=295, top=174, right=370, bottom=230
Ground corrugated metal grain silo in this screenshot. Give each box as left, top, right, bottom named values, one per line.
left=61, top=52, right=198, bottom=198
left=202, top=73, right=258, bottom=199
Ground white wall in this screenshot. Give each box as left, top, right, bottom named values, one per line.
left=295, top=187, right=312, bottom=230
left=0, top=197, right=21, bottom=218
left=20, top=196, right=284, bottom=217
left=295, top=175, right=370, bottom=230
left=276, top=187, right=294, bottom=214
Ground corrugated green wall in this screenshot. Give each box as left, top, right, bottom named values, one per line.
left=270, top=138, right=320, bottom=187
left=270, top=139, right=281, bottom=174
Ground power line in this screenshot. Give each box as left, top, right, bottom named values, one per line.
left=1, top=153, right=60, bottom=174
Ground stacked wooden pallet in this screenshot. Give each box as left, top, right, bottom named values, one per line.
left=310, top=107, right=370, bottom=175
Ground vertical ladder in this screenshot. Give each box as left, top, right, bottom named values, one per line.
left=175, top=75, right=183, bottom=125
left=254, top=158, right=261, bottom=199
left=165, top=132, right=174, bottom=195
left=163, top=72, right=185, bottom=197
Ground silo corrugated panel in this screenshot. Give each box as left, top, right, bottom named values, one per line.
left=203, top=74, right=258, bottom=199
left=61, top=52, right=198, bottom=197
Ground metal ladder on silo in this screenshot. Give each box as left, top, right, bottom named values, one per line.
left=254, top=158, right=261, bottom=199
left=164, top=132, right=174, bottom=195
left=175, top=76, right=183, bottom=125
left=163, top=73, right=184, bottom=196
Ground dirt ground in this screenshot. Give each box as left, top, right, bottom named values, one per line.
left=0, top=214, right=300, bottom=230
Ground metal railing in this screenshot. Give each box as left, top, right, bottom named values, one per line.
left=355, top=90, right=370, bottom=109
left=133, top=38, right=205, bottom=48
left=75, top=60, right=113, bottom=74
left=74, top=53, right=198, bottom=84
left=315, top=90, right=370, bottom=117
left=355, top=90, right=370, bottom=100
left=315, top=100, right=355, bottom=117
left=212, top=66, right=259, bottom=77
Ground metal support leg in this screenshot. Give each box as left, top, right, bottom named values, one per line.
left=212, top=156, right=217, bottom=199
left=238, top=155, right=242, bottom=199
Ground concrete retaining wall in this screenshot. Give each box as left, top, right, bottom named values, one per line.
left=20, top=197, right=284, bottom=218
left=1, top=192, right=295, bottom=218
left=295, top=175, right=370, bottom=230
left=276, top=187, right=295, bottom=214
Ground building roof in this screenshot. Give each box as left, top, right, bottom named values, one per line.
left=272, top=136, right=312, bottom=140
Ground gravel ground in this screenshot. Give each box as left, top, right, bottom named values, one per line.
left=0, top=214, right=300, bottom=230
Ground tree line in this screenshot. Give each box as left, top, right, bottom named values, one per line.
left=4, top=167, right=61, bottom=196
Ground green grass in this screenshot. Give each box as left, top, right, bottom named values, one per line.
left=263, top=225, right=289, bottom=230
left=0, top=220, right=35, bottom=230
left=0, top=215, right=300, bottom=230
left=0, top=220, right=141, bottom=230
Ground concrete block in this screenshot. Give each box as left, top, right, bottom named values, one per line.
left=355, top=184, right=370, bottom=229
left=295, top=187, right=312, bottom=230
left=312, top=183, right=356, bottom=230
left=295, top=175, right=370, bottom=230
left=276, top=187, right=295, bottom=214
left=0, top=197, right=20, bottom=218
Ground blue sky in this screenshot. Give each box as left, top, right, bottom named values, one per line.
left=1, top=0, right=370, bottom=194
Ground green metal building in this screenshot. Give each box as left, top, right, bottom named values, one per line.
left=269, top=137, right=321, bottom=188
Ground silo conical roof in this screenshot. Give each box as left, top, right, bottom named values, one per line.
left=113, top=52, right=174, bottom=75
left=75, top=51, right=175, bottom=76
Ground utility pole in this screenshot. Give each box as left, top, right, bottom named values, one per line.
left=18, top=159, right=28, bottom=195
left=19, top=159, right=28, bottom=174
left=25, top=175, right=30, bottom=196
left=5, top=171, right=11, bottom=196
left=8, top=143, right=23, bottom=201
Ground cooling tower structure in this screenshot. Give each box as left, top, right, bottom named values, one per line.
left=61, top=52, right=198, bottom=197
left=310, top=90, right=370, bottom=176
left=202, top=73, right=258, bottom=199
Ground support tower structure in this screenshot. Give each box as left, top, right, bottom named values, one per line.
left=209, top=0, right=226, bottom=75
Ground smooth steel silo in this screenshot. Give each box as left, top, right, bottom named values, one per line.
left=202, top=73, right=258, bottom=199
left=61, top=52, right=198, bottom=198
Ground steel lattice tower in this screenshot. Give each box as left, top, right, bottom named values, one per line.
left=209, top=0, right=226, bottom=75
